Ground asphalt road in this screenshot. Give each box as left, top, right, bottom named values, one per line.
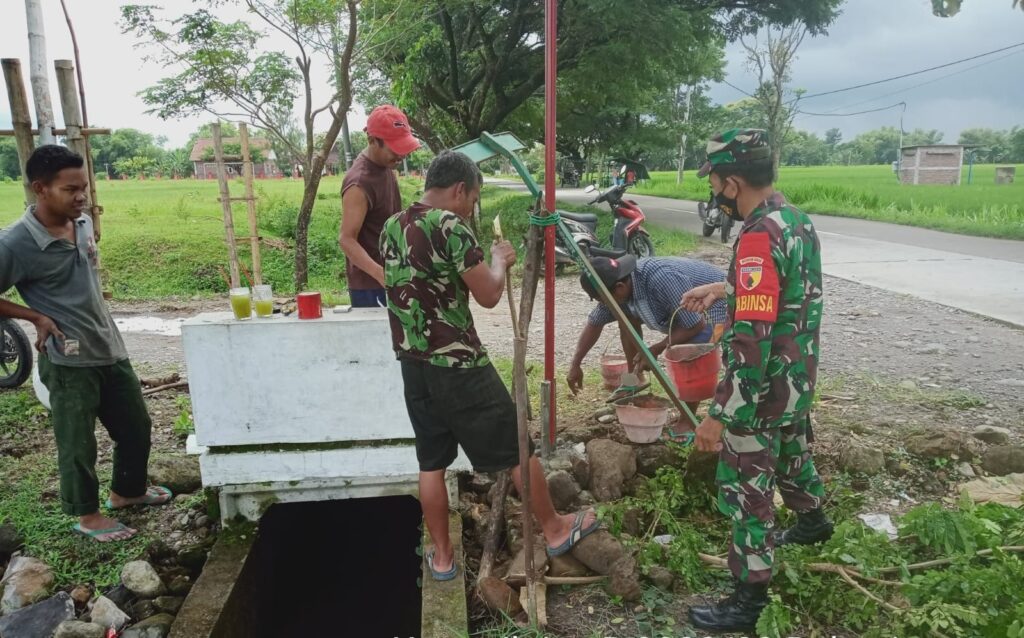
left=493, top=181, right=1024, bottom=327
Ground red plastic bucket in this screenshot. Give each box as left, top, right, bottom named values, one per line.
left=600, top=355, right=629, bottom=391
left=297, top=291, right=323, bottom=319
left=664, top=344, right=721, bottom=402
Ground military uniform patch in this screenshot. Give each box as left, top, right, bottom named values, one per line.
left=733, top=232, right=779, bottom=322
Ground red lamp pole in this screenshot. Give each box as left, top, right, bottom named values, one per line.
left=544, top=0, right=558, bottom=448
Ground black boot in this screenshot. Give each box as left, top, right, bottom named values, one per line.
left=688, top=581, right=769, bottom=632
left=773, top=508, right=834, bottom=547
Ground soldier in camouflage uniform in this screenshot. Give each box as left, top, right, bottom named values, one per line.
left=381, top=150, right=599, bottom=582
left=683, top=129, right=833, bottom=632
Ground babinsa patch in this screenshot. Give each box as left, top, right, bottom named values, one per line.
left=733, top=232, right=779, bottom=322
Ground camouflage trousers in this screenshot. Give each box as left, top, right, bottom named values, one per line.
left=716, top=416, right=825, bottom=584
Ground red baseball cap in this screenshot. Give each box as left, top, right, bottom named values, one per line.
left=365, top=105, right=420, bottom=156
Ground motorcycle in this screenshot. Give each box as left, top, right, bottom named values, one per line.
left=553, top=183, right=655, bottom=267
left=0, top=318, right=32, bottom=388
left=697, top=190, right=735, bottom=243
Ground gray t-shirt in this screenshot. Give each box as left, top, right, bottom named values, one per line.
left=0, top=207, right=127, bottom=366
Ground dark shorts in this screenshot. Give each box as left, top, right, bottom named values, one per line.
left=400, top=359, right=523, bottom=473
left=350, top=288, right=387, bottom=308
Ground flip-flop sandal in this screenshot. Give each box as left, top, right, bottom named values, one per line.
left=425, top=549, right=457, bottom=581
left=105, top=486, right=174, bottom=510
left=72, top=522, right=137, bottom=543
left=547, top=509, right=601, bottom=557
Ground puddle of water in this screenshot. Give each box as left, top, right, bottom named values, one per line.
left=114, top=316, right=187, bottom=336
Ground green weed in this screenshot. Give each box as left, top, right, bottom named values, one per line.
left=0, top=389, right=48, bottom=436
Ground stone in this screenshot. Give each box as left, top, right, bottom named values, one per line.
left=0, top=593, right=74, bottom=638
left=177, top=544, right=210, bottom=575
left=597, top=414, right=616, bottom=424
left=837, top=441, right=885, bottom=475
left=177, top=514, right=190, bottom=527
left=570, top=455, right=590, bottom=490
left=0, top=523, right=24, bottom=561
left=120, top=613, right=174, bottom=638
left=607, top=556, right=642, bottom=601
left=982, top=446, right=1024, bottom=476
left=898, top=379, right=918, bottom=391
left=545, top=471, right=580, bottom=511
left=621, top=508, right=644, bottom=537
left=194, top=515, right=210, bottom=529
left=585, top=439, right=636, bottom=502
left=635, top=445, right=679, bottom=478
left=570, top=530, right=626, bottom=575
left=913, top=343, right=945, bottom=355
left=121, top=561, right=165, bottom=598
left=956, top=462, right=977, bottom=478
left=0, top=556, right=54, bottom=613
left=54, top=620, right=106, bottom=638
left=166, top=576, right=192, bottom=598
left=547, top=553, right=590, bottom=578
left=477, top=577, right=522, bottom=616
left=973, top=426, right=1011, bottom=445
left=147, top=456, right=201, bottom=495
left=70, top=585, right=92, bottom=607
left=506, top=544, right=548, bottom=582
left=905, top=430, right=975, bottom=461
left=102, top=585, right=135, bottom=613
left=90, top=595, right=130, bottom=631
left=132, top=599, right=158, bottom=621
left=647, top=565, right=675, bottom=590
left=153, top=596, right=183, bottom=616
left=592, top=406, right=616, bottom=419
left=576, top=490, right=595, bottom=506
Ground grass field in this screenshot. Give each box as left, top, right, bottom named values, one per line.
left=0, top=177, right=697, bottom=301
left=634, top=164, right=1024, bottom=239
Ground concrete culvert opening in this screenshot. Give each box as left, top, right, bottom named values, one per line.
left=247, top=496, right=424, bottom=637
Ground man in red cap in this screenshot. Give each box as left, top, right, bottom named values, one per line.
left=340, top=105, right=420, bottom=307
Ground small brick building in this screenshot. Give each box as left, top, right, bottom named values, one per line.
left=898, top=144, right=964, bottom=185
left=190, top=138, right=280, bottom=179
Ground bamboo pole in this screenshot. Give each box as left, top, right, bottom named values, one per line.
left=1, top=59, right=36, bottom=205
left=238, top=123, right=263, bottom=285
left=25, top=0, right=56, bottom=146
left=0, top=127, right=110, bottom=137
left=212, top=123, right=242, bottom=289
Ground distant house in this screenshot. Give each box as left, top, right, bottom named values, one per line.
left=898, top=145, right=964, bottom=185
left=190, top=137, right=281, bottom=179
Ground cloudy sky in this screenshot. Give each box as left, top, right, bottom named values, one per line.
left=1, top=0, right=1021, bottom=149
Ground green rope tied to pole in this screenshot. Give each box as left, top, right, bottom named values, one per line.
left=529, top=211, right=560, bottom=226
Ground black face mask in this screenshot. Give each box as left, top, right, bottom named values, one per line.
left=712, top=184, right=740, bottom=220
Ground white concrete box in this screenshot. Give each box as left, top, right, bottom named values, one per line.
left=182, top=309, right=410, bottom=447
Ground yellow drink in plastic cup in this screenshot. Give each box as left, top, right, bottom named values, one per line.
left=253, top=284, right=274, bottom=318
left=230, top=287, right=252, bottom=321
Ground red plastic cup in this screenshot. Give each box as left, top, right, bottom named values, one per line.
left=296, top=291, right=323, bottom=319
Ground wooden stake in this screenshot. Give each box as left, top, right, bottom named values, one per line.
left=239, top=123, right=262, bottom=285
left=212, top=123, right=242, bottom=289
left=477, top=471, right=512, bottom=581
left=1, top=59, right=36, bottom=205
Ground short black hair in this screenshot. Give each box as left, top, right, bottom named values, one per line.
left=26, top=145, right=84, bottom=184
left=424, top=151, right=482, bottom=191
left=712, top=160, right=773, bottom=188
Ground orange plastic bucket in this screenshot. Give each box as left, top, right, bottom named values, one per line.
left=600, top=355, right=629, bottom=391
left=664, top=344, right=721, bottom=402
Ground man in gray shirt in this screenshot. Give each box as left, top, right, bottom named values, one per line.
left=0, top=145, right=171, bottom=542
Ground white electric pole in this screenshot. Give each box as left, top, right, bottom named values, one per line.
left=676, top=85, right=692, bottom=185
left=25, top=0, right=56, bottom=145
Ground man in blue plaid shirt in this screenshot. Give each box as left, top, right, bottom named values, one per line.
left=567, top=256, right=727, bottom=433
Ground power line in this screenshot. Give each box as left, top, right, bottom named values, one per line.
left=721, top=79, right=755, bottom=98
left=799, top=40, right=1024, bottom=101
left=815, top=48, right=1024, bottom=114
left=796, top=102, right=906, bottom=117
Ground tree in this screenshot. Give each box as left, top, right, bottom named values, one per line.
left=740, top=25, right=807, bottom=176
left=122, top=0, right=362, bottom=289
left=357, top=0, right=841, bottom=150
left=931, top=0, right=1024, bottom=16
left=781, top=129, right=829, bottom=166
left=158, top=148, right=193, bottom=178
left=958, top=128, right=1011, bottom=162
left=0, top=138, right=21, bottom=180
left=1009, top=126, right=1024, bottom=163
left=824, top=127, right=842, bottom=148
left=113, top=156, right=156, bottom=179
left=89, top=128, right=164, bottom=178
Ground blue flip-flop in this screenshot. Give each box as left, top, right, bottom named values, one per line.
left=425, top=549, right=457, bottom=581
left=663, top=430, right=696, bottom=445
left=547, top=509, right=601, bottom=557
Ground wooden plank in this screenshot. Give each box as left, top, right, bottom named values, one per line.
left=238, top=123, right=263, bottom=285
left=0, top=127, right=110, bottom=136
left=1, top=59, right=36, bottom=205
left=212, top=123, right=242, bottom=289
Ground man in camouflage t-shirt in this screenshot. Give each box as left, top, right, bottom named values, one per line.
left=682, top=130, right=832, bottom=632
left=381, top=151, right=598, bottom=582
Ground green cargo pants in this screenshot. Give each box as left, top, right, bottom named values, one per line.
left=38, top=356, right=152, bottom=516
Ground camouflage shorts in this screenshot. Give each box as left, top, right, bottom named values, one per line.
left=716, top=416, right=825, bottom=584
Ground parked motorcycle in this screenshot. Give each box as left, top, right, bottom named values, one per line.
left=554, top=183, right=655, bottom=267
left=0, top=318, right=32, bottom=388
left=697, top=190, right=735, bottom=243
